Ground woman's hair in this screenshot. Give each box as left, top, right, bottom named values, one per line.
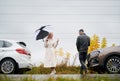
left=47, top=32, right=53, bottom=39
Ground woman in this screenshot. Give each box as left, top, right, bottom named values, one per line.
left=44, top=32, right=59, bottom=75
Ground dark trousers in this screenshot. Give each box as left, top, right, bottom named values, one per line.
left=79, top=51, right=87, bottom=73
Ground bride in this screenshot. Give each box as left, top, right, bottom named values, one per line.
left=44, top=32, right=59, bottom=75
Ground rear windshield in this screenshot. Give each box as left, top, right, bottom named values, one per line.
left=17, top=42, right=27, bottom=48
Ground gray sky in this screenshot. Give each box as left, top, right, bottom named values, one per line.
left=0, top=0, right=120, bottom=65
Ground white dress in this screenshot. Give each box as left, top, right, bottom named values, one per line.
left=44, top=39, right=58, bottom=68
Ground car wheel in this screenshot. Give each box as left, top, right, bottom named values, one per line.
left=0, top=59, right=16, bottom=74
left=105, top=56, right=120, bottom=74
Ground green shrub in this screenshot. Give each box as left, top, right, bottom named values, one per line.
left=26, top=64, right=51, bottom=74
left=25, top=64, right=80, bottom=74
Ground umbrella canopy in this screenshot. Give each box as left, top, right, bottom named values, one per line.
left=35, top=25, right=53, bottom=40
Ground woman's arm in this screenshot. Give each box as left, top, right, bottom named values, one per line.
left=53, top=39, right=59, bottom=48
left=44, top=39, right=49, bottom=48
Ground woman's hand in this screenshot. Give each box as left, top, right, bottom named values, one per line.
left=53, top=39, right=59, bottom=48
left=44, top=39, right=49, bottom=48
left=45, top=39, right=48, bottom=42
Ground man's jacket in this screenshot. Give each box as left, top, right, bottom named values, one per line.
left=76, top=34, right=90, bottom=52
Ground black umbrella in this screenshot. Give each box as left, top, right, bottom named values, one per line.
left=35, top=25, right=53, bottom=40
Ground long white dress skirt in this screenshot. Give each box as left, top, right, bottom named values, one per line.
left=44, top=39, right=57, bottom=68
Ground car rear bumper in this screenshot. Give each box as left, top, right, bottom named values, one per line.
left=20, top=62, right=33, bottom=69
left=15, top=55, right=33, bottom=69
left=17, top=60, right=33, bottom=69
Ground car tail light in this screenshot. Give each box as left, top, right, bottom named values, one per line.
left=16, top=48, right=28, bottom=55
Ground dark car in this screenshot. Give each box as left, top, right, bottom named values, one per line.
left=87, top=46, right=120, bottom=74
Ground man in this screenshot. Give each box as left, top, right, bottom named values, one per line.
left=76, top=29, right=90, bottom=74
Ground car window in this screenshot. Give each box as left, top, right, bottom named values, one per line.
left=3, top=41, right=12, bottom=47
left=0, top=41, right=4, bottom=48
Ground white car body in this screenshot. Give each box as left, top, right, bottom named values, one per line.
left=0, top=39, right=33, bottom=74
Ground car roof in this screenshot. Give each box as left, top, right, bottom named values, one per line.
left=0, top=39, right=20, bottom=43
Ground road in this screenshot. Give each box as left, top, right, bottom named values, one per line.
left=0, top=74, right=120, bottom=81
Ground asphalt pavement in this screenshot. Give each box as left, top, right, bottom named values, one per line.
left=0, top=74, right=120, bottom=81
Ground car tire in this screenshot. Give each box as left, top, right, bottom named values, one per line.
left=105, top=56, right=120, bottom=74
left=0, top=59, right=16, bottom=74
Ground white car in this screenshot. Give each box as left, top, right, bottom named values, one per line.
left=0, top=39, right=33, bottom=74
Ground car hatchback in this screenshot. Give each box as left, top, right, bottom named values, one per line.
left=0, top=39, right=33, bottom=74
